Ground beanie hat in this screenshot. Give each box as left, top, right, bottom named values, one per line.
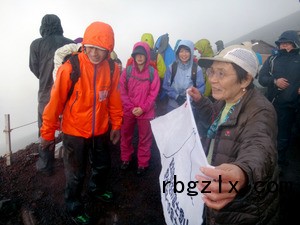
left=198, top=45, right=259, bottom=78
left=131, top=46, right=147, bottom=58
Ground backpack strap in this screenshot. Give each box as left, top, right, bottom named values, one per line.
left=67, top=54, right=80, bottom=101
left=108, top=58, right=115, bottom=82
left=149, top=66, right=155, bottom=83
left=126, top=65, right=132, bottom=83
left=170, top=61, right=177, bottom=86
left=191, top=62, right=198, bottom=87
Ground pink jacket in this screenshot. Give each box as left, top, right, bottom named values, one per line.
left=120, top=42, right=160, bottom=119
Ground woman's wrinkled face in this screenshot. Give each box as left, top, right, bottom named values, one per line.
left=207, top=61, right=250, bottom=103
left=85, top=46, right=108, bottom=64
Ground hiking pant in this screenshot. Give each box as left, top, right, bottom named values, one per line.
left=37, top=90, right=51, bottom=137
left=275, top=106, right=297, bottom=165
left=63, top=133, right=111, bottom=216
left=121, top=116, right=152, bottom=167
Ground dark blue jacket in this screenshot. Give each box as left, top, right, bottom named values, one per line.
left=258, top=30, right=300, bottom=108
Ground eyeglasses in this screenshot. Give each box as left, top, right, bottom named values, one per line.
left=206, top=68, right=227, bottom=80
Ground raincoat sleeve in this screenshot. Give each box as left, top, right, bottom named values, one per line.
left=196, top=66, right=206, bottom=94
left=162, top=65, right=178, bottom=100
left=258, top=56, right=274, bottom=87
left=120, top=68, right=135, bottom=112
left=40, top=64, right=73, bottom=140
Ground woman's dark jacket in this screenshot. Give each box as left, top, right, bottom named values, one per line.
left=193, top=88, right=279, bottom=225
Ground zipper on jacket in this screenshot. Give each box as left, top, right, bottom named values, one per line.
left=69, top=91, right=78, bottom=113
left=92, top=65, right=97, bottom=140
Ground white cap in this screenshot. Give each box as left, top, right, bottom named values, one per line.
left=199, top=45, right=259, bottom=78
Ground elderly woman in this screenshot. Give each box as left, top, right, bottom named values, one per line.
left=188, top=45, right=279, bottom=225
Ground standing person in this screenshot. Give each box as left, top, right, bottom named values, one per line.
left=195, top=38, right=214, bottom=99
left=141, top=33, right=167, bottom=116
left=29, top=14, right=74, bottom=176
left=119, top=42, right=160, bottom=176
left=188, top=45, right=279, bottom=225
left=258, top=30, right=300, bottom=168
left=40, top=21, right=123, bottom=224
left=163, top=39, right=205, bottom=112
left=215, top=40, right=224, bottom=54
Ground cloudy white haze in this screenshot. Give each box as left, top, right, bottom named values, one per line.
left=0, top=0, right=299, bottom=156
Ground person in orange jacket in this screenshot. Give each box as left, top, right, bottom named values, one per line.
left=40, top=21, right=123, bottom=225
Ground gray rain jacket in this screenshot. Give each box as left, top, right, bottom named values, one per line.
left=29, top=14, right=74, bottom=104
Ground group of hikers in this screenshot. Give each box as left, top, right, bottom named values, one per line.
left=29, top=14, right=299, bottom=225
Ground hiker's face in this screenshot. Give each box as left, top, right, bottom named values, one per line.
left=208, top=61, right=251, bottom=103
left=279, top=42, right=294, bottom=52
left=134, top=54, right=146, bottom=65
left=178, top=48, right=190, bottom=63
left=85, top=46, right=108, bottom=64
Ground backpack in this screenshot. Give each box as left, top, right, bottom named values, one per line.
left=170, top=61, right=198, bottom=87
left=150, top=49, right=158, bottom=67
left=125, top=64, right=155, bottom=86
left=66, top=54, right=115, bottom=101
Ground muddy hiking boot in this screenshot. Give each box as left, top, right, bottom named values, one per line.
left=71, top=212, right=91, bottom=225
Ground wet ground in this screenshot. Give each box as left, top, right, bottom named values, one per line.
left=277, top=129, right=300, bottom=224
left=0, top=139, right=165, bottom=225
left=0, top=124, right=299, bottom=225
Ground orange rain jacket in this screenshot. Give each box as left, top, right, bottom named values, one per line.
left=40, top=22, right=123, bottom=141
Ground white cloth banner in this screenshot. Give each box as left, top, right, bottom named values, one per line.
left=150, top=94, right=210, bottom=225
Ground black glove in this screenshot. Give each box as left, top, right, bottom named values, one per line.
left=176, top=95, right=186, bottom=105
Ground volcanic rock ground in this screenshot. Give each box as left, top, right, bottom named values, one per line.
left=0, top=126, right=299, bottom=225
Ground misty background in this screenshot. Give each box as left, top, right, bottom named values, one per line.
left=0, top=0, right=300, bottom=156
